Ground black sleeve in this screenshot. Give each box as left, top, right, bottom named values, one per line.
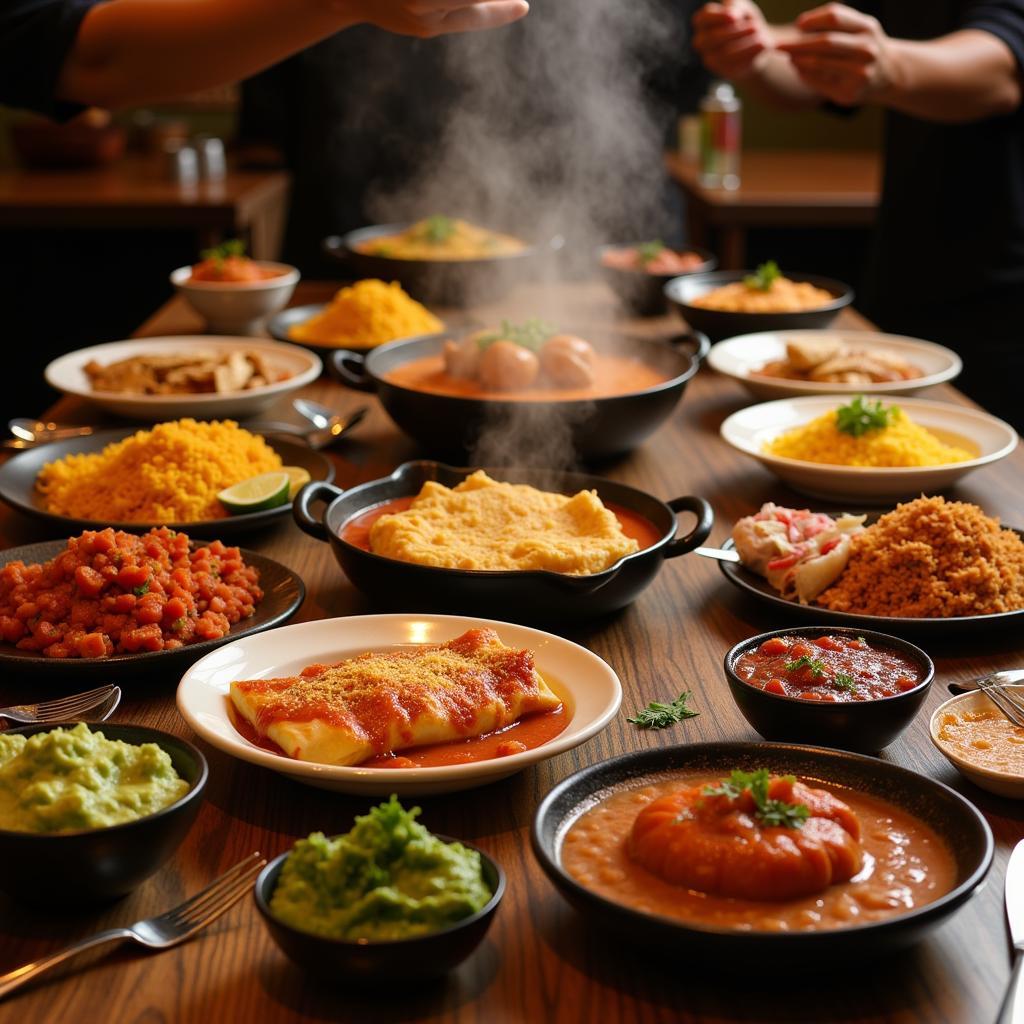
left=962, top=2, right=1024, bottom=72
left=0, top=0, right=100, bottom=119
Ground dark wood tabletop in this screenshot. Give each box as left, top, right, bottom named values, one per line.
left=0, top=280, right=1019, bottom=1024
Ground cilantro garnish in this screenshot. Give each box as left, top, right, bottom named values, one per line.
left=743, top=260, right=781, bottom=291
left=132, top=580, right=150, bottom=598
left=835, top=395, right=896, bottom=437
left=833, top=672, right=858, bottom=693
left=636, top=240, right=666, bottom=266
left=784, top=654, right=825, bottom=676
left=627, top=691, right=699, bottom=729
left=704, top=769, right=810, bottom=830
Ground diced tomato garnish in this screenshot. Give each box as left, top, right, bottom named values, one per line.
left=764, top=678, right=786, bottom=696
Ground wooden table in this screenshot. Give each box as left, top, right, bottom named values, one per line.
left=666, top=149, right=881, bottom=269
left=0, top=280, right=1020, bottom=1023
left=0, top=155, right=290, bottom=258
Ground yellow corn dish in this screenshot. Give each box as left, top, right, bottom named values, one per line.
left=693, top=276, right=834, bottom=313
left=357, top=216, right=526, bottom=261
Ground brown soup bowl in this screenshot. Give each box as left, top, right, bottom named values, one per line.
left=293, top=461, right=714, bottom=622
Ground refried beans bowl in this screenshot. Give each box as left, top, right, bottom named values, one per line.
left=292, top=461, right=713, bottom=622
left=329, top=328, right=710, bottom=462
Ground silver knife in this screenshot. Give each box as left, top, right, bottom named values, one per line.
left=997, top=839, right=1024, bottom=1023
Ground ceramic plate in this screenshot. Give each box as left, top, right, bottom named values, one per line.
left=0, top=540, right=303, bottom=680
left=707, top=330, right=962, bottom=401
left=176, top=613, right=622, bottom=795
left=720, top=395, right=1018, bottom=502
left=44, top=336, right=322, bottom=421
left=0, top=430, right=333, bottom=537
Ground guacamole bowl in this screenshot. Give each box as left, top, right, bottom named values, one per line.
left=254, top=835, right=505, bottom=981
left=0, top=722, right=207, bottom=905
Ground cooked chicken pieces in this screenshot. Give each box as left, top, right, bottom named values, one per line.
left=84, top=350, right=289, bottom=395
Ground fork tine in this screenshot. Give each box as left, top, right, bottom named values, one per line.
left=35, top=696, right=116, bottom=722
left=12, top=685, right=117, bottom=718
left=166, top=861, right=265, bottom=938
left=162, top=853, right=265, bottom=926
left=979, top=680, right=1024, bottom=727
left=991, top=678, right=1024, bottom=718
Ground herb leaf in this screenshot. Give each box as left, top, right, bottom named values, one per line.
left=833, top=672, right=858, bottom=692
left=416, top=215, right=457, bottom=245
left=200, top=238, right=246, bottom=266
left=743, top=260, right=781, bottom=291
left=636, top=240, right=665, bottom=266
left=835, top=395, right=896, bottom=437
left=704, top=769, right=810, bottom=830
left=627, top=690, right=699, bottom=729
left=132, top=580, right=150, bottom=598
left=784, top=654, right=825, bottom=676
left=475, top=318, right=557, bottom=353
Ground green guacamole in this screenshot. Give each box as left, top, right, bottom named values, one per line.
left=270, top=796, right=492, bottom=942
left=0, top=722, right=190, bottom=834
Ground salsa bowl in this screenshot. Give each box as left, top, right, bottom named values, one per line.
left=598, top=243, right=716, bottom=316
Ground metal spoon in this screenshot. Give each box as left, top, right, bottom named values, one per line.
left=8, top=418, right=97, bottom=443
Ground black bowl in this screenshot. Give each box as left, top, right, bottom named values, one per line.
left=293, top=461, right=713, bottom=622
left=330, top=329, right=709, bottom=462
left=254, top=834, right=505, bottom=981
left=598, top=243, right=716, bottom=316
left=532, top=742, right=993, bottom=962
left=664, top=270, right=854, bottom=340
left=723, top=627, right=934, bottom=751
left=0, top=722, right=207, bottom=904
left=323, top=226, right=562, bottom=307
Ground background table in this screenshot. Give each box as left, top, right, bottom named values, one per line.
left=666, top=149, right=881, bottom=268
left=0, top=280, right=1020, bottom=1023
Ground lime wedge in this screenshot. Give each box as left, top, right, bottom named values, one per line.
left=282, top=465, right=311, bottom=499
left=218, top=472, right=291, bottom=514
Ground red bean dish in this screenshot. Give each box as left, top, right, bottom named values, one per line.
left=734, top=635, right=923, bottom=702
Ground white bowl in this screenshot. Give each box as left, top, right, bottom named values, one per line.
left=170, top=262, right=300, bottom=334
left=45, top=336, right=322, bottom=421
left=707, top=329, right=962, bottom=400
left=176, top=613, right=622, bottom=796
left=720, top=395, right=1018, bottom=502
left=930, top=687, right=1024, bottom=798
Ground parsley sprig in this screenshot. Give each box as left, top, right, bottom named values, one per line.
left=744, top=260, right=781, bottom=291
left=635, top=240, right=666, bottom=266
left=784, top=654, right=825, bottom=676
left=836, top=395, right=896, bottom=437
left=704, top=769, right=810, bottom=830
left=199, top=238, right=246, bottom=267
left=833, top=672, right=858, bottom=693
left=416, top=215, right=457, bottom=245
left=475, top=318, right=557, bottom=353
left=627, top=690, right=699, bottom=729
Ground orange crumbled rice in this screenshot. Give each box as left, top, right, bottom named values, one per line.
left=816, top=496, right=1024, bottom=618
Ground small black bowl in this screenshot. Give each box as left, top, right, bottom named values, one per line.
left=532, top=742, right=992, bottom=962
left=253, top=835, right=505, bottom=982
left=0, top=722, right=207, bottom=905
left=664, top=270, right=854, bottom=340
left=723, top=627, right=934, bottom=752
left=598, top=243, right=716, bottom=316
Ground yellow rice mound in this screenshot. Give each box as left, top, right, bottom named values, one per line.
left=36, top=419, right=282, bottom=523
left=288, top=279, right=442, bottom=348
left=764, top=407, right=975, bottom=467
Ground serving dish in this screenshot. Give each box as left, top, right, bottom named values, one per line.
left=323, top=226, right=561, bottom=306
left=0, top=722, right=207, bottom=904
left=598, top=243, right=716, bottom=316
left=930, top=687, right=1024, bottom=798
left=664, top=271, right=853, bottom=340
left=0, top=430, right=333, bottom=537
left=720, top=395, right=1018, bottom=502
left=723, top=626, right=934, bottom=751
left=707, top=330, right=962, bottom=400
left=170, top=262, right=299, bottom=334
left=532, top=742, right=993, bottom=960
left=0, top=538, right=304, bottom=680
left=253, top=834, right=504, bottom=979
left=176, top=613, right=622, bottom=795
left=293, top=461, right=713, bottom=621
left=330, top=329, right=710, bottom=461
left=44, top=336, right=322, bottom=421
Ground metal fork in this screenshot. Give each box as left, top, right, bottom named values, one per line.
left=975, top=673, right=1024, bottom=728
left=0, top=684, right=121, bottom=727
left=0, top=852, right=265, bottom=1000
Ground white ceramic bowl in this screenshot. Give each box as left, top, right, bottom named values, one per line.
left=707, top=330, right=962, bottom=401
left=720, top=395, right=1018, bottom=502
left=176, top=614, right=622, bottom=796
left=170, top=262, right=300, bottom=334
left=930, top=687, right=1024, bottom=798
left=45, top=336, right=322, bottom=421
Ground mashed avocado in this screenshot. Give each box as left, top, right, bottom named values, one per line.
left=270, top=796, right=492, bottom=941
left=0, top=722, right=190, bottom=834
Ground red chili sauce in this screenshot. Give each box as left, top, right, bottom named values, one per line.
left=338, top=496, right=664, bottom=555
left=734, top=635, right=923, bottom=702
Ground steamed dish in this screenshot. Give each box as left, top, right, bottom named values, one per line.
left=0, top=723, right=189, bottom=833
left=691, top=261, right=834, bottom=314
left=269, top=797, right=492, bottom=941
left=230, top=627, right=563, bottom=766
left=754, top=335, right=923, bottom=384
left=84, top=349, right=291, bottom=395
left=601, top=241, right=705, bottom=275
left=563, top=768, right=956, bottom=930
left=356, top=215, right=525, bottom=261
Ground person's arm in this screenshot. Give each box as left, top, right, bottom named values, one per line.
left=56, top=0, right=528, bottom=109
left=778, top=4, right=1022, bottom=122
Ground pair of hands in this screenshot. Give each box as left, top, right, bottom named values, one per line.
left=692, top=1, right=896, bottom=106
left=342, top=0, right=529, bottom=38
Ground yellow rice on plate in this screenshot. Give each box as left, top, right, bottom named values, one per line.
left=763, top=407, right=976, bottom=467
left=36, top=419, right=282, bottom=522
left=288, top=279, right=442, bottom=348
left=691, top=277, right=834, bottom=313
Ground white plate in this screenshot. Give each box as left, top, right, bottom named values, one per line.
left=720, top=395, right=1018, bottom=502
left=45, top=336, right=322, bottom=421
left=176, top=613, right=622, bottom=795
left=707, top=330, right=962, bottom=401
